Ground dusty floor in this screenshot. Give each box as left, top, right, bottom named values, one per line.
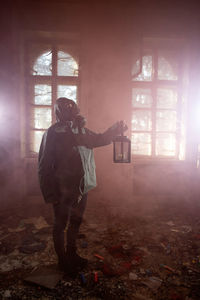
left=0, top=196, right=200, bottom=300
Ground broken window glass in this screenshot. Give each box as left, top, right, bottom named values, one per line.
left=57, top=85, right=77, bottom=101
left=132, top=111, right=152, bottom=131
left=32, top=51, right=52, bottom=76
left=57, top=51, right=78, bottom=76
left=132, top=55, right=153, bottom=81
left=34, top=85, right=52, bottom=105
left=31, top=108, right=52, bottom=129
left=131, top=133, right=151, bottom=155
left=132, top=88, right=152, bottom=108
left=30, top=130, right=45, bottom=153
left=158, top=51, right=178, bottom=80
left=156, top=133, right=176, bottom=156
left=156, top=111, right=177, bottom=131
left=157, top=88, right=177, bottom=109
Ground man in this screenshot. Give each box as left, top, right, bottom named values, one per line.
left=38, top=97, right=127, bottom=275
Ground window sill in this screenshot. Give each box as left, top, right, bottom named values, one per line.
left=131, top=157, right=188, bottom=166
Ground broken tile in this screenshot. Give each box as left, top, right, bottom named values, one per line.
left=129, top=272, right=138, bottom=280
left=24, top=265, right=63, bottom=289
left=142, top=276, right=162, bottom=291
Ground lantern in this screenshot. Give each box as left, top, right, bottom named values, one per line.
left=113, top=133, right=131, bottom=163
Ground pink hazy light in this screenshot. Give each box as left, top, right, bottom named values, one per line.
left=0, top=96, right=10, bottom=139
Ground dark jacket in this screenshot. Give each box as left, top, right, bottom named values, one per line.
left=38, top=121, right=119, bottom=203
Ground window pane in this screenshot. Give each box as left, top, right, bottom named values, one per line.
left=132, top=111, right=152, bottom=131
left=34, top=85, right=52, bottom=105
left=132, top=133, right=151, bottom=155
left=158, top=51, right=178, bottom=80
left=156, top=111, right=177, bottom=131
left=157, top=88, right=177, bottom=109
left=32, top=51, right=52, bottom=76
left=57, top=85, right=77, bottom=102
left=31, top=108, right=52, bottom=129
left=132, top=55, right=153, bottom=81
left=132, top=88, right=152, bottom=108
left=57, top=51, right=78, bottom=76
left=156, top=133, right=176, bottom=156
left=30, top=130, right=44, bottom=153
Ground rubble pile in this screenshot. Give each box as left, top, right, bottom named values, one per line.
left=0, top=199, right=200, bottom=299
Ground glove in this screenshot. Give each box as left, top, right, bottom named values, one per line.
left=110, top=120, right=128, bottom=136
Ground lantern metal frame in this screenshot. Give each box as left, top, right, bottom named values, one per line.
left=113, top=134, right=131, bottom=163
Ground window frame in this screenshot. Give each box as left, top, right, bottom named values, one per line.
left=131, top=39, right=186, bottom=160
left=24, top=40, right=80, bottom=157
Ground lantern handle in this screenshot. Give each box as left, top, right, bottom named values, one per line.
left=120, top=120, right=126, bottom=137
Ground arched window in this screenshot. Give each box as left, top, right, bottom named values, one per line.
left=27, top=46, right=79, bottom=155
left=131, top=41, right=186, bottom=160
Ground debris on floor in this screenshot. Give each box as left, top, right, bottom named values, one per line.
left=0, top=198, right=200, bottom=299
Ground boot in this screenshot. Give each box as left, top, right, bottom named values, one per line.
left=57, top=256, right=67, bottom=272
left=66, top=246, right=88, bottom=270
left=66, top=211, right=88, bottom=271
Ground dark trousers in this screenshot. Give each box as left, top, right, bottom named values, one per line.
left=53, top=193, right=87, bottom=262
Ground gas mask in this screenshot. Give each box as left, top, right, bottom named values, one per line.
left=54, top=97, right=86, bottom=128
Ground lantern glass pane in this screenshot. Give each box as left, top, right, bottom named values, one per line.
left=115, top=141, right=123, bottom=161
left=114, top=141, right=130, bottom=162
